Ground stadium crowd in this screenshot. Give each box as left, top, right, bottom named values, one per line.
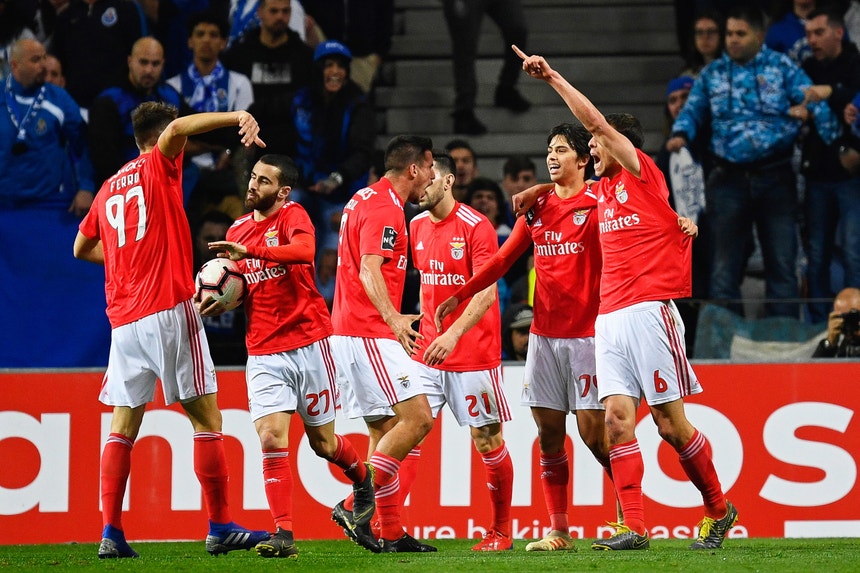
left=1, top=0, right=858, bottom=360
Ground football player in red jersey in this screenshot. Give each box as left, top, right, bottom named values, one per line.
left=202, top=154, right=375, bottom=558
left=74, top=103, right=270, bottom=558
left=511, top=45, right=737, bottom=552
left=437, top=123, right=613, bottom=552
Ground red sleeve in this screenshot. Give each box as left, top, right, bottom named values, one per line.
left=245, top=231, right=314, bottom=264
left=453, top=217, right=531, bottom=301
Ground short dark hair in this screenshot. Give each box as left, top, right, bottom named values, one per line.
left=432, top=152, right=455, bottom=176
left=726, top=6, right=766, bottom=31
left=605, top=113, right=645, bottom=150
left=444, top=138, right=476, bottom=163
left=464, top=177, right=506, bottom=225
left=384, top=135, right=434, bottom=173
left=132, top=102, right=178, bottom=149
left=806, top=7, right=845, bottom=28
left=547, top=122, right=591, bottom=158
left=502, top=155, right=536, bottom=178
left=257, top=154, right=299, bottom=187
left=186, top=10, right=230, bottom=39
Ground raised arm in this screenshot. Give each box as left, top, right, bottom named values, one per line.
left=513, top=45, right=640, bottom=178
left=158, top=110, right=266, bottom=159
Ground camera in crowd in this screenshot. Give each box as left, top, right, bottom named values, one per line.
left=841, top=309, right=860, bottom=342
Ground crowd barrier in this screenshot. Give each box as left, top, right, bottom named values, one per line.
left=1, top=362, right=858, bottom=544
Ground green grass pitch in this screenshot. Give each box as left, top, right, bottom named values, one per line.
left=1, top=538, right=859, bottom=572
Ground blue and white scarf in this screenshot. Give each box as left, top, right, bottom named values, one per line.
left=185, top=62, right=228, bottom=112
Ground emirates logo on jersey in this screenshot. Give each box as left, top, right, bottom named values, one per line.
left=573, top=209, right=589, bottom=226
left=264, top=229, right=279, bottom=247
left=615, top=182, right=628, bottom=204
left=450, top=241, right=465, bottom=260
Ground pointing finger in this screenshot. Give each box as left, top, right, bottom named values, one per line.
left=512, top=44, right=528, bottom=60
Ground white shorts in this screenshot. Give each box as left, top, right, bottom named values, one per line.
left=246, top=337, right=338, bottom=426
left=521, top=333, right=603, bottom=412
left=595, top=301, right=702, bottom=405
left=331, top=335, right=426, bottom=419
left=101, top=299, right=217, bottom=407
left=418, top=363, right=512, bottom=427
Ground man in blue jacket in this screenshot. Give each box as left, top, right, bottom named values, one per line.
left=1, top=38, right=94, bottom=212
left=667, top=6, right=839, bottom=319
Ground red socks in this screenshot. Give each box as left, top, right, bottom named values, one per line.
left=481, top=442, right=513, bottom=537
left=262, top=448, right=293, bottom=531
left=678, top=430, right=727, bottom=519
left=100, top=433, right=134, bottom=530
left=609, top=439, right=645, bottom=534
left=193, top=432, right=231, bottom=524
left=370, top=451, right=403, bottom=540
left=539, top=450, right=569, bottom=532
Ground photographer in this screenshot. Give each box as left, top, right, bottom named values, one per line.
left=813, top=287, right=860, bottom=358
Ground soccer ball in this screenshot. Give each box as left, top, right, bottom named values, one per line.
left=195, top=258, right=247, bottom=311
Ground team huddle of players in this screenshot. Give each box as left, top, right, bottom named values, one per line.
left=74, top=46, right=737, bottom=559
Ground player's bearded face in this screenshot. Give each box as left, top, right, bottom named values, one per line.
left=246, top=164, right=282, bottom=212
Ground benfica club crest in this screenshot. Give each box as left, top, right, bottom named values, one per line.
left=615, top=182, right=628, bottom=204
left=264, top=229, right=279, bottom=247
left=450, top=241, right=465, bottom=260
left=573, top=209, right=588, bottom=225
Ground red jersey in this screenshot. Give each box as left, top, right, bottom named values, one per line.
left=227, top=202, right=332, bottom=355
left=410, top=203, right=501, bottom=371
left=595, top=149, right=693, bottom=314
left=451, top=186, right=601, bottom=339
left=331, top=177, right=409, bottom=339
left=79, top=148, right=193, bottom=328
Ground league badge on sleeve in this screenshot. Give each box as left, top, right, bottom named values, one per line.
left=381, top=226, right=397, bottom=250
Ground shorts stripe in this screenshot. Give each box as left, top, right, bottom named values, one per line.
left=362, top=338, right=397, bottom=405
left=182, top=299, right=205, bottom=395
left=319, top=337, right=337, bottom=400
left=490, top=367, right=512, bottom=421
left=660, top=305, right=690, bottom=396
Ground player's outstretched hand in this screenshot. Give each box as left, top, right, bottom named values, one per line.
left=236, top=111, right=266, bottom=148
left=435, top=297, right=460, bottom=331
left=209, top=240, right=248, bottom=261
left=677, top=216, right=699, bottom=238
left=513, top=45, right=554, bottom=81
left=389, top=312, right=424, bottom=355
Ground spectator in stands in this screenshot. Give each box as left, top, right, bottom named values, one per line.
left=51, top=0, right=146, bottom=111
left=501, top=302, right=531, bottom=361
left=445, top=138, right=479, bottom=201
left=223, top=0, right=314, bottom=105
left=681, top=11, right=724, bottom=77
left=193, top=210, right=247, bottom=365
left=223, top=0, right=314, bottom=174
left=499, top=154, right=536, bottom=225
left=1, top=0, right=38, bottom=79
left=442, top=0, right=531, bottom=135
left=668, top=6, right=838, bottom=318
left=88, top=37, right=184, bottom=188
left=847, top=0, right=860, bottom=52
left=766, top=0, right=818, bottom=64
left=812, top=286, right=860, bottom=357
left=1, top=39, right=92, bottom=212
left=465, top=177, right=512, bottom=245
left=800, top=8, right=860, bottom=323
left=303, top=0, right=394, bottom=93
left=0, top=38, right=108, bottom=367
left=168, top=10, right=254, bottom=222
left=228, top=0, right=315, bottom=48
left=250, top=40, right=373, bottom=251
left=657, top=75, right=708, bottom=354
